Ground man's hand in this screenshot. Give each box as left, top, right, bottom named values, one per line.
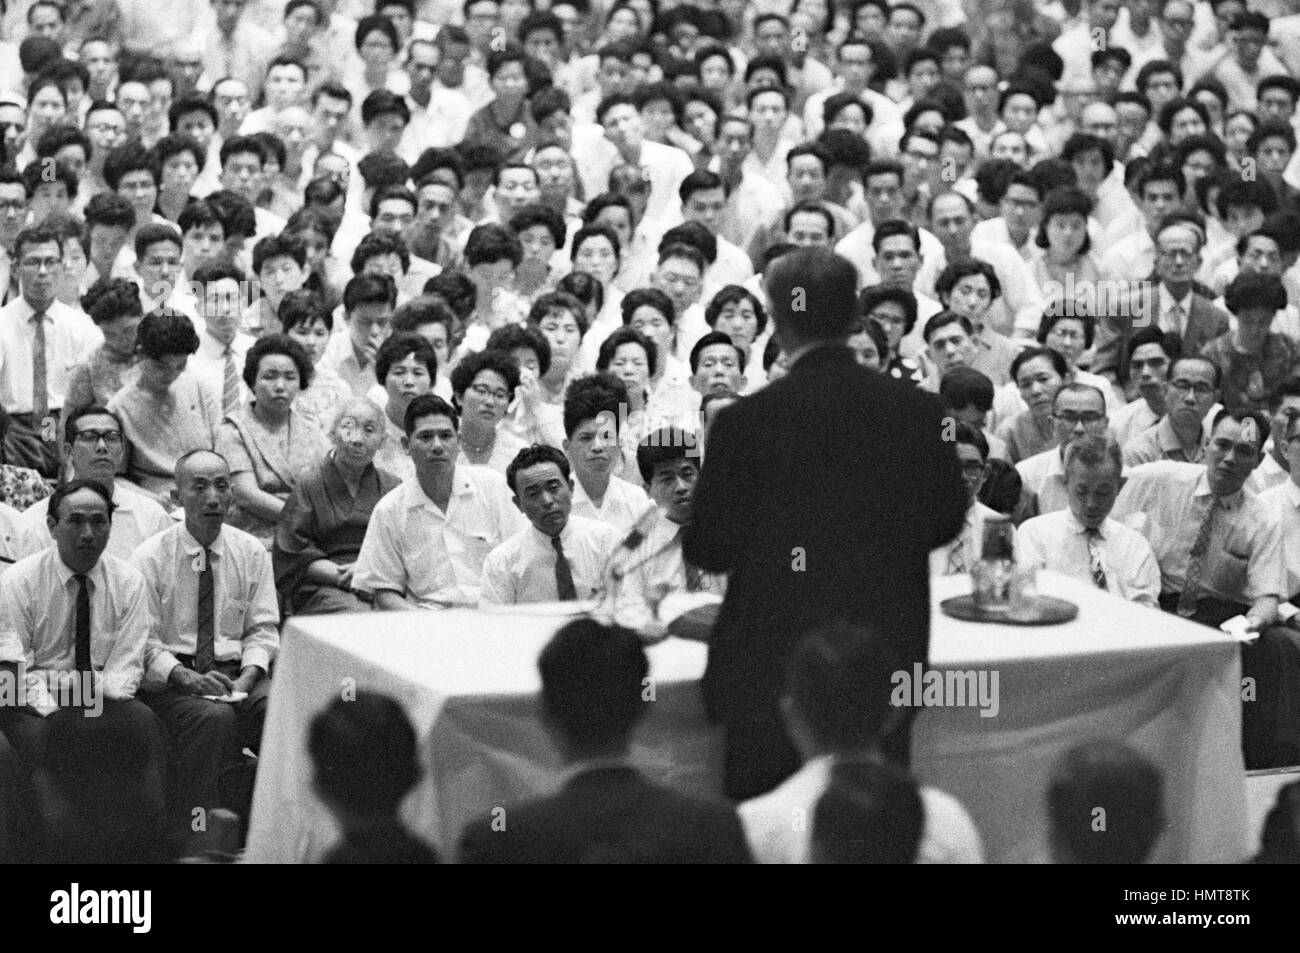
left=170, top=665, right=236, bottom=697
left=230, top=667, right=261, bottom=696
left=336, top=562, right=355, bottom=589
left=516, top=367, right=543, bottom=415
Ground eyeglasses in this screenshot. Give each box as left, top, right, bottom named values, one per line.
left=21, top=256, right=62, bottom=271
left=469, top=382, right=510, bottom=403
left=1053, top=411, right=1106, bottom=425
left=73, top=429, right=123, bottom=447
left=1048, top=327, right=1085, bottom=341
left=960, top=462, right=987, bottom=475
left=1168, top=379, right=1215, bottom=396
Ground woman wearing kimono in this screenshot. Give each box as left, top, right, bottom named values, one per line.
left=218, top=335, right=329, bottom=547
left=273, top=399, right=400, bottom=615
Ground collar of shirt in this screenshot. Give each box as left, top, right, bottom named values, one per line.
left=49, top=549, right=106, bottom=590
left=12, top=297, right=65, bottom=322
left=1193, top=467, right=1243, bottom=510
left=1157, top=415, right=1198, bottom=454
left=180, top=524, right=227, bottom=561
left=528, top=519, right=573, bottom=549
left=1065, top=510, right=1108, bottom=539
left=402, top=470, right=475, bottom=513
left=1157, top=284, right=1192, bottom=317
left=1284, top=479, right=1300, bottom=509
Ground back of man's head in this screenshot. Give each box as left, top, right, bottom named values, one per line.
left=784, top=621, right=899, bottom=756
left=309, top=692, right=421, bottom=820
left=811, top=759, right=925, bottom=864
left=764, top=247, right=859, bottom=349
left=539, top=618, right=648, bottom=758
left=1046, top=740, right=1164, bottom=864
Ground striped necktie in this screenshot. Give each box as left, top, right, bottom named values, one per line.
left=1178, top=498, right=1221, bottom=617
left=195, top=547, right=216, bottom=673
left=1084, top=527, right=1107, bottom=591
left=32, top=310, right=48, bottom=420
left=222, top=346, right=240, bottom=414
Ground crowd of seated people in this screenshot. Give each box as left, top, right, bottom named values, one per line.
left=4, top=0, right=1300, bottom=864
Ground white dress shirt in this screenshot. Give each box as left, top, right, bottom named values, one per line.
left=930, top=500, right=1005, bottom=576
left=129, top=523, right=280, bottom=690
left=0, top=297, right=103, bottom=414
left=21, top=480, right=173, bottom=563
left=1112, top=461, right=1286, bottom=603
left=623, top=510, right=725, bottom=598
left=1017, top=511, right=1162, bottom=607
left=188, top=330, right=254, bottom=412
left=1016, top=448, right=1070, bottom=516
left=702, top=238, right=755, bottom=303
left=833, top=219, right=945, bottom=289
left=1259, top=479, right=1300, bottom=600
left=1247, top=450, right=1290, bottom=496
left=351, top=467, right=524, bottom=607
left=0, top=549, right=150, bottom=713
left=570, top=475, right=652, bottom=535
left=570, top=130, right=695, bottom=231
left=739, top=754, right=984, bottom=864
left=915, top=239, right=1046, bottom=338
left=0, top=501, right=38, bottom=578
left=478, top=514, right=621, bottom=606
left=1108, top=398, right=1161, bottom=451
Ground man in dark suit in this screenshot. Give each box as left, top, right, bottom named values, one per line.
left=459, top=618, right=753, bottom=864
left=683, top=246, right=968, bottom=800
left=1092, top=219, right=1229, bottom=392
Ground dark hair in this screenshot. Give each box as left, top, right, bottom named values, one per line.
left=132, top=221, right=182, bottom=263
left=391, top=392, right=454, bottom=442
left=570, top=223, right=621, bottom=262
left=450, top=348, right=521, bottom=407
left=356, top=150, right=410, bottom=190
left=1156, top=96, right=1209, bottom=136
left=487, top=323, right=552, bottom=378
left=950, top=419, right=989, bottom=459
left=506, top=442, right=571, bottom=495
left=177, top=199, right=225, bottom=238
left=1011, top=345, right=1070, bottom=384
left=204, top=190, right=257, bottom=240
left=689, top=329, right=745, bottom=374
left=597, top=326, right=657, bottom=379
left=554, top=273, right=603, bottom=316
left=278, top=289, right=332, bottom=334
left=355, top=13, right=400, bottom=53
left=83, top=192, right=136, bottom=233
left=765, top=247, right=858, bottom=344
left=636, top=427, right=699, bottom=484
left=977, top=457, right=1023, bottom=515
left=22, top=156, right=77, bottom=201
left=529, top=289, right=591, bottom=337
left=621, top=286, right=676, bottom=328
left=13, top=223, right=63, bottom=262
left=219, top=134, right=266, bottom=170
left=508, top=203, right=566, bottom=247
left=783, top=200, right=835, bottom=240
left=422, top=273, right=476, bottom=320
left=813, top=760, right=925, bottom=864
left=350, top=231, right=411, bottom=275
left=786, top=620, right=900, bottom=750
left=1248, top=121, right=1297, bottom=157
left=871, top=218, right=921, bottom=254
left=704, top=285, right=768, bottom=337
left=253, top=232, right=307, bottom=273
left=857, top=284, right=917, bottom=336
left=243, top=333, right=314, bottom=391
left=464, top=223, right=524, bottom=269
left=343, top=272, right=398, bottom=311
left=659, top=224, right=715, bottom=266
left=309, top=693, right=422, bottom=816
left=102, top=141, right=157, bottom=191
left=375, top=331, right=438, bottom=387
left=81, top=276, right=143, bottom=327
left=1060, top=132, right=1116, bottom=169
left=938, top=366, right=995, bottom=419
left=563, top=373, right=628, bottom=438
left=935, top=258, right=1001, bottom=303
left=1036, top=312, right=1096, bottom=352
left=254, top=132, right=289, bottom=172
left=135, top=308, right=200, bottom=359
left=361, top=88, right=411, bottom=127
left=922, top=310, right=973, bottom=344
left=169, top=95, right=219, bottom=132
left=62, top=403, right=125, bottom=450
left=1225, top=270, right=1287, bottom=315
left=1047, top=741, right=1164, bottom=864
left=823, top=91, right=873, bottom=130
left=1035, top=186, right=1094, bottom=254
left=48, top=477, right=115, bottom=522
left=1216, top=177, right=1279, bottom=219
left=392, top=295, right=456, bottom=340
left=537, top=618, right=648, bottom=753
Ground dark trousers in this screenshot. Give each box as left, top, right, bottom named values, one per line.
left=141, top=662, right=270, bottom=838
left=1158, top=593, right=1300, bottom=769
left=1, top=411, right=60, bottom=479
left=0, top=730, right=17, bottom=863
left=0, top=699, right=166, bottom=857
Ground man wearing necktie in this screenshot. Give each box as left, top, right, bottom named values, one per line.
left=0, top=225, right=103, bottom=478
left=479, top=444, right=622, bottom=606
left=929, top=422, right=1004, bottom=577
left=130, top=449, right=279, bottom=840
left=1112, top=409, right=1294, bottom=766
left=621, top=426, right=722, bottom=601
left=1017, top=434, right=1161, bottom=607
left=0, top=480, right=162, bottom=855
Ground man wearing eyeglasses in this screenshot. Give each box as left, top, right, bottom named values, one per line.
left=0, top=225, right=103, bottom=478
left=1015, top=383, right=1111, bottom=516
left=930, top=421, right=1006, bottom=576
left=16, top=406, right=171, bottom=561
left=1123, top=357, right=1219, bottom=467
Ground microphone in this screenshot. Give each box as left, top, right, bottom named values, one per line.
left=608, top=504, right=663, bottom=582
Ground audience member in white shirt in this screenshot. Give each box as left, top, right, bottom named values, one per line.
left=931, top=422, right=1007, bottom=575
left=1017, top=383, right=1111, bottom=517
left=1108, top=326, right=1174, bottom=450
left=479, top=443, right=621, bottom=605
left=1017, top=434, right=1162, bottom=607
left=739, top=620, right=984, bottom=864
left=563, top=374, right=652, bottom=534
left=352, top=393, right=524, bottom=608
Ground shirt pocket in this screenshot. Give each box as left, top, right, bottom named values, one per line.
left=1206, top=545, right=1250, bottom=601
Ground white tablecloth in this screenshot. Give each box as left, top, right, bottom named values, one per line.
left=245, top=572, right=1248, bottom=863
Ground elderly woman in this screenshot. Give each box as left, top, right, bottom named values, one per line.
left=371, top=332, right=438, bottom=482
left=217, top=334, right=329, bottom=546
left=451, top=349, right=527, bottom=474
left=273, top=398, right=401, bottom=615
left=995, top=346, right=1068, bottom=464
left=65, top=277, right=144, bottom=410
left=108, top=308, right=221, bottom=507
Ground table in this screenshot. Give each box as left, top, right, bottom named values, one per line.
left=245, top=572, right=1249, bottom=863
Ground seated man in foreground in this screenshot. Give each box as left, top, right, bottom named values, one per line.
left=458, top=618, right=753, bottom=863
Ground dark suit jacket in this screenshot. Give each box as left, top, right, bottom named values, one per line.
left=458, top=765, right=753, bottom=864
left=1092, top=282, right=1229, bottom=386
left=682, top=345, right=966, bottom=779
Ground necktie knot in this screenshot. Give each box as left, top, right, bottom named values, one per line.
left=551, top=532, right=578, bottom=601
left=551, top=534, right=564, bottom=553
